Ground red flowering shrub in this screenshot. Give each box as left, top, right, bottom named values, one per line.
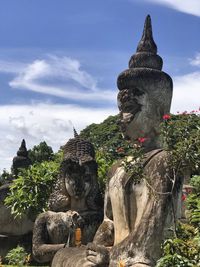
left=162, top=114, right=171, bottom=120
left=138, top=137, right=147, bottom=144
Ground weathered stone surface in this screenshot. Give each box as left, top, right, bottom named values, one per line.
left=0, top=184, right=33, bottom=236
left=32, top=132, right=103, bottom=263
left=0, top=184, right=33, bottom=258
left=12, top=139, right=31, bottom=176
left=50, top=15, right=182, bottom=267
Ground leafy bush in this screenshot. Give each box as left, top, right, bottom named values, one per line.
left=160, top=113, right=200, bottom=174
left=156, top=112, right=200, bottom=267
left=4, top=151, right=63, bottom=218
left=156, top=174, right=200, bottom=267
left=156, top=235, right=200, bottom=267
left=28, top=141, right=54, bottom=164
left=80, top=115, right=135, bottom=190
left=5, top=245, right=30, bottom=266
left=0, top=169, right=12, bottom=186
left=187, top=193, right=200, bottom=230
left=190, top=175, right=200, bottom=193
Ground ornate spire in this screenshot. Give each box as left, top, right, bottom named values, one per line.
left=136, top=15, right=157, bottom=54
left=128, top=15, right=163, bottom=70
left=12, top=139, right=31, bottom=176
left=17, top=139, right=28, bottom=157
left=73, top=128, right=79, bottom=138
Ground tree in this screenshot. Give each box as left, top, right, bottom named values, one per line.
left=5, top=151, right=63, bottom=218
left=28, top=141, right=54, bottom=164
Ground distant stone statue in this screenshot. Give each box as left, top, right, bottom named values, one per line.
left=32, top=130, right=103, bottom=263
left=51, top=15, right=183, bottom=267
left=0, top=139, right=33, bottom=257
left=12, top=139, right=31, bottom=176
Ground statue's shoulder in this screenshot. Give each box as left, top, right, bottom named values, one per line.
left=144, top=149, right=169, bottom=164
left=107, top=160, right=124, bottom=181
left=35, top=210, right=54, bottom=222
left=144, top=149, right=171, bottom=177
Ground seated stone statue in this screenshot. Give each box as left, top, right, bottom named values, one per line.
left=51, top=15, right=183, bottom=267
left=32, top=130, right=103, bottom=263
left=0, top=140, right=33, bottom=257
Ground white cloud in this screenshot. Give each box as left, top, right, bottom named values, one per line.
left=0, top=103, right=118, bottom=172
left=190, top=53, right=200, bottom=66
left=171, top=71, right=200, bottom=113
left=0, top=60, right=27, bottom=73
left=171, top=53, right=200, bottom=113
left=0, top=56, right=115, bottom=103
left=142, top=0, right=200, bottom=17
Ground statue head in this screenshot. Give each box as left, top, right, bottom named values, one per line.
left=12, top=139, right=31, bottom=176
left=117, top=15, right=173, bottom=150
left=58, top=129, right=101, bottom=210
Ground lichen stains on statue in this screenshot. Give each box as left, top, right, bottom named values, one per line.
left=118, top=15, right=172, bottom=152
left=32, top=130, right=103, bottom=263
left=48, top=129, right=102, bottom=212
left=50, top=15, right=183, bottom=267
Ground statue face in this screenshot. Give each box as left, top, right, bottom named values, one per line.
left=118, top=87, right=165, bottom=142
left=64, top=160, right=96, bottom=199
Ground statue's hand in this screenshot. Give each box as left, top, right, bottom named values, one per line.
left=65, top=210, right=84, bottom=229
left=86, top=243, right=109, bottom=266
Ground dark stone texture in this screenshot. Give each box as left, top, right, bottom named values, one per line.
left=136, top=15, right=157, bottom=55
left=32, top=132, right=103, bottom=263
left=12, top=139, right=31, bottom=176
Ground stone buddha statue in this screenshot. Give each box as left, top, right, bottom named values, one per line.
left=51, top=15, right=183, bottom=267
left=12, top=139, right=31, bottom=176
left=32, top=130, right=103, bottom=263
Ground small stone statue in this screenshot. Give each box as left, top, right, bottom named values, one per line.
left=51, top=15, right=183, bottom=267
left=12, top=139, right=31, bottom=176
left=0, top=139, right=33, bottom=257
left=32, top=131, right=103, bottom=263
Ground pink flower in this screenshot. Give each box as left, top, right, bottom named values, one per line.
left=162, top=114, right=171, bottom=120
left=138, top=137, right=147, bottom=143
left=182, top=111, right=187, bottom=115
left=116, top=147, right=124, bottom=153
left=181, top=193, right=186, bottom=202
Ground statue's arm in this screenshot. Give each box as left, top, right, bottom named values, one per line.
left=93, top=184, right=114, bottom=247
left=32, top=212, right=64, bottom=263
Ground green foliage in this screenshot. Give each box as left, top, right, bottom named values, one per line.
left=190, top=175, right=200, bottom=193
left=156, top=235, right=200, bottom=267
left=160, top=113, right=200, bottom=173
left=80, top=115, right=135, bottom=190
left=0, top=169, right=12, bottom=186
left=28, top=141, right=54, bottom=164
left=96, top=149, right=113, bottom=193
left=156, top=173, right=200, bottom=267
left=120, top=144, right=145, bottom=185
left=5, top=245, right=30, bottom=266
left=80, top=115, right=133, bottom=160
left=4, top=152, right=63, bottom=217
left=185, top=176, right=200, bottom=230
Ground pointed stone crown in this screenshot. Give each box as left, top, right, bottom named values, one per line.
left=12, top=139, right=31, bottom=176
left=129, top=15, right=163, bottom=70
left=17, top=139, right=28, bottom=157
left=63, top=129, right=95, bottom=163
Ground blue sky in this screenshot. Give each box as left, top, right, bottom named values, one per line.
left=0, top=0, right=200, bottom=171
